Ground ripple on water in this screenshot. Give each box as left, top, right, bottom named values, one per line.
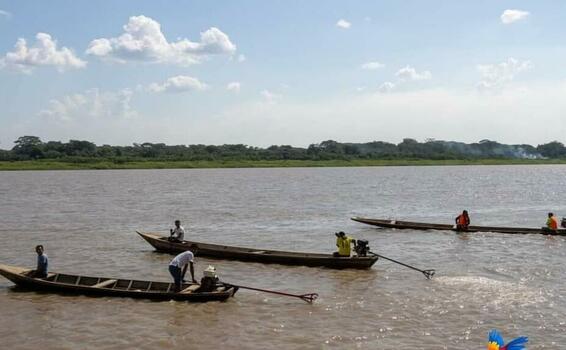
left=2, top=166, right=566, bottom=349
left=436, top=275, right=547, bottom=308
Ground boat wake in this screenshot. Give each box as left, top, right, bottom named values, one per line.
left=434, top=275, right=546, bottom=308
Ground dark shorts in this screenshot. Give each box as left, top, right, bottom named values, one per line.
left=34, top=270, right=48, bottom=278
left=169, top=265, right=182, bottom=289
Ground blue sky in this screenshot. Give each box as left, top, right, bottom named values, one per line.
left=1, top=1, right=565, bottom=148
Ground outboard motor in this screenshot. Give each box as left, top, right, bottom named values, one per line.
left=199, top=265, right=219, bottom=292
left=561, top=218, right=566, bottom=229
left=354, top=239, right=370, bottom=257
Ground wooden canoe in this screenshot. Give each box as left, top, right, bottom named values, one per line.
left=0, top=263, right=237, bottom=302
left=351, top=216, right=566, bottom=236
left=137, top=232, right=378, bottom=269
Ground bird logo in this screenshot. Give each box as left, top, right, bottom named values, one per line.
left=487, top=329, right=528, bottom=350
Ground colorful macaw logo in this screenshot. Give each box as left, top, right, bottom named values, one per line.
left=487, top=330, right=528, bottom=350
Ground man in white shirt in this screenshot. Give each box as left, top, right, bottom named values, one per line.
left=168, top=250, right=196, bottom=292
left=168, top=220, right=185, bottom=242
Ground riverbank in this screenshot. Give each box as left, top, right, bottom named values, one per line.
left=1, top=158, right=566, bottom=170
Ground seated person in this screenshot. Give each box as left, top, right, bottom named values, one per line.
left=546, top=212, right=559, bottom=231
left=168, top=220, right=185, bottom=242
left=333, top=231, right=356, bottom=257
left=32, top=245, right=48, bottom=278
left=455, top=210, right=470, bottom=231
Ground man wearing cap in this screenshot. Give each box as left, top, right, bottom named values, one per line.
left=333, top=231, right=357, bottom=257
left=169, top=250, right=197, bottom=292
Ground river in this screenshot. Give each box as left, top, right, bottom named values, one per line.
left=1, top=165, right=565, bottom=349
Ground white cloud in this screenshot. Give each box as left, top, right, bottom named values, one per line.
left=39, top=94, right=87, bottom=122
left=148, top=75, right=208, bottom=93
left=260, top=89, right=281, bottom=102
left=501, top=9, right=530, bottom=24
left=86, top=15, right=236, bottom=66
left=0, top=33, right=86, bottom=73
left=0, top=9, right=12, bottom=18
left=336, top=19, right=351, bottom=29
left=39, top=88, right=137, bottom=122
left=8, top=82, right=565, bottom=148
left=191, top=83, right=566, bottom=147
left=227, top=82, right=241, bottom=93
left=395, top=65, right=432, bottom=81
left=378, top=82, right=395, bottom=93
left=373, top=66, right=431, bottom=93
left=361, top=61, right=385, bottom=70
left=477, top=58, right=532, bottom=90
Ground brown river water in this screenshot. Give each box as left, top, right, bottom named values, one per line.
left=1, top=166, right=566, bottom=349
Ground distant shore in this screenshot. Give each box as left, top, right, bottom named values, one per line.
left=1, top=158, right=566, bottom=170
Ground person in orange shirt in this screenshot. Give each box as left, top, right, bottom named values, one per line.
left=546, top=212, right=559, bottom=230
left=455, top=210, right=470, bottom=231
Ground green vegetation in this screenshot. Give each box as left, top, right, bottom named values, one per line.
left=1, top=136, right=566, bottom=170
left=2, top=158, right=566, bottom=171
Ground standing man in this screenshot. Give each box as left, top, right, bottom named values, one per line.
left=455, top=210, right=471, bottom=231
left=33, top=245, right=48, bottom=278
left=333, top=231, right=356, bottom=257
left=546, top=212, right=559, bottom=231
left=169, top=219, right=185, bottom=242
left=169, top=250, right=197, bottom=292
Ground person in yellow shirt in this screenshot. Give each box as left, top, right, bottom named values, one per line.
left=333, top=231, right=357, bottom=257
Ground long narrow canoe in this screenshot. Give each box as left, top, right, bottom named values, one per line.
left=137, top=232, right=378, bottom=269
left=351, top=217, right=566, bottom=236
left=0, top=264, right=237, bottom=302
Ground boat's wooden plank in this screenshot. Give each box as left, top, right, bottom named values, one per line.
left=179, top=285, right=200, bottom=294
left=91, top=279, right=117, bottom=288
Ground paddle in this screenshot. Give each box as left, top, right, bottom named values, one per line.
left=369, top=252, right=435, bottom=279
left=222, top=282, right=318, bottom=303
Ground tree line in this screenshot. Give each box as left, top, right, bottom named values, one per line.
left=1, top=136, right=566, bottom=162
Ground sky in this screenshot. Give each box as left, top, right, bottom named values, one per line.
left=1, top=1, right=566, bottom=148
